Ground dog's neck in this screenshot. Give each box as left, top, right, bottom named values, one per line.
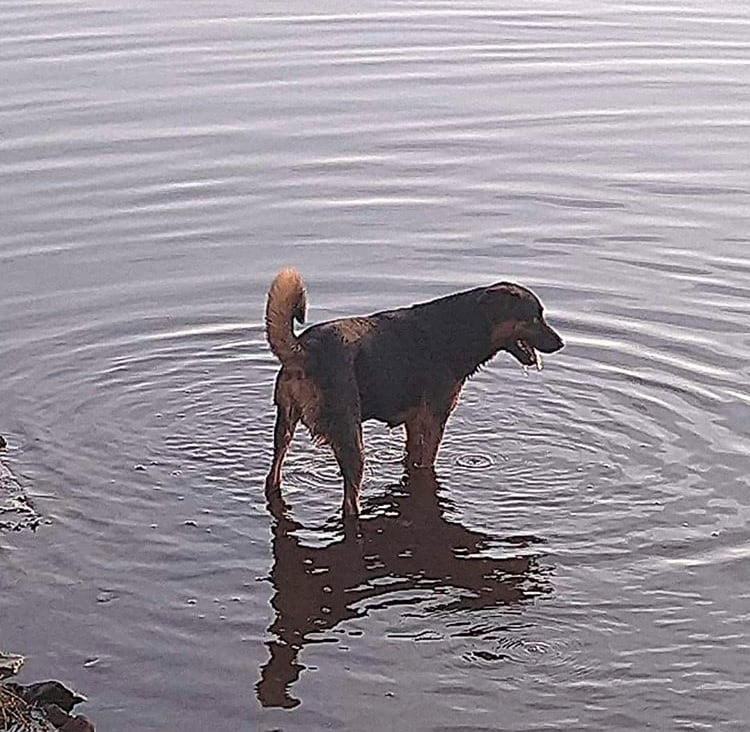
left=409, top=290, right=499, bottom=380
left=443, top=325, right=499, bottom=380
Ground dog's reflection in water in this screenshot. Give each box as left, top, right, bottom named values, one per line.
left=257, top=469, right=550, bottom=708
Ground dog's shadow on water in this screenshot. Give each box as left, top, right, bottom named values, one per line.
left=257, top=469, right=551, bottom=708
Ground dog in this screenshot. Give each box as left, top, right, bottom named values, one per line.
left=264, top=268, right=563, bottom=517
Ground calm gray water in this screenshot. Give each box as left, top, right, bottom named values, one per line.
left=1, top=1, right=749, bottom=730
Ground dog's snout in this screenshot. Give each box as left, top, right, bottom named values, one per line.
left=535, top=323, right=564, bottom=353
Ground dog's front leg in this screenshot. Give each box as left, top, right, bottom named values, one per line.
left=405, top=408, right=447, bottom=470
left=405, top=383, right=462, bottom=470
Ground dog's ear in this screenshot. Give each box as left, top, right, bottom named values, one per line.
left=478, top=283, right=528, bottom=320
left=479, top=282, right=519, bottom=300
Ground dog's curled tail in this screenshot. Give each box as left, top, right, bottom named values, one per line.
left=265, top=268, right=307, bottom=364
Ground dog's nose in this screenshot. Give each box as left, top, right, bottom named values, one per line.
left=536, top=323, right=564, bottom=353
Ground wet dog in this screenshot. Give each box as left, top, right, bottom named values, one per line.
left=264, top=268, right=563, bottom=517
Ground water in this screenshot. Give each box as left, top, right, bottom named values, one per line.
left=1, top=1, right=749, bottom=729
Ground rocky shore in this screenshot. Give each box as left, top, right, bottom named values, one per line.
left=0, top=438, right=42, bottom=533
left=1, top=654, right=95, bottom=731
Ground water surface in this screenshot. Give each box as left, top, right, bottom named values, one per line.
left=1, top=1, right=749, bottom=730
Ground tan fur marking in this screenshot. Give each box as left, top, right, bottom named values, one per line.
left=333, top=317, right=376, bottom=344
left=276, top=368, right=323, bottom=440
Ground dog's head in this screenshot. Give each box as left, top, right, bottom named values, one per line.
left=479, top=282, right=563, bottom=367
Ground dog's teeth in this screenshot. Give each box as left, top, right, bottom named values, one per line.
left=536, top=350, right=543, bottom=371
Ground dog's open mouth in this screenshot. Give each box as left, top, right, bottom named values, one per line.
left=508, top=339, right=542, bottom=369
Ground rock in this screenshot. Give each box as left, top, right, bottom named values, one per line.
left=43, top=703, right=71, bottom=727
left=0, top=461, right=42, bottom=533
left=59, top=714, right=95, bottom=732
left=0, top=655, right=95, bottom=730
left=0, top=652, right=25, bottom=680
left=15, top=680, right=86, bottom=712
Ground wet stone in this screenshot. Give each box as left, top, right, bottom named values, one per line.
left=1, top=653, right=96, bottom=730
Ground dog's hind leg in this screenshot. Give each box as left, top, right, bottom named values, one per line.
left=306, top=337, right=365, bottom=517
left=266, top=403, right=299, bottom=494
left=330, top=424, right=364, bottom=518
left=309, top=341, right=365, bottom=517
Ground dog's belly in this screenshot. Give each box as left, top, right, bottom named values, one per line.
left=355, top=351, right=454, bottom=427
left=360, top=396, right=413, bottom=427
left=359, top=375, right=448, bottom=427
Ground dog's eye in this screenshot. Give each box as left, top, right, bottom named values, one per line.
left=532, top=316, right=541, bottom=324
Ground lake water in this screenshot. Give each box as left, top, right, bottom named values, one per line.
left=1, top=1, right=749, bottom=729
